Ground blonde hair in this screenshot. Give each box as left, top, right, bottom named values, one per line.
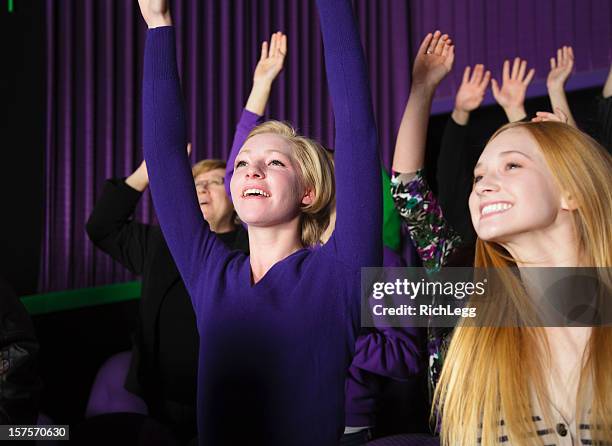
left=245, top=121, right=335, bottom=247
left=192, top=158, right=226, bottom=179
left=433, top=122, right=612, bottom=445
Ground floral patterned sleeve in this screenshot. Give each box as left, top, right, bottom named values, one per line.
left=390, top=169, right=462, bottom=272
left=391, top=169, right=463, bottom=412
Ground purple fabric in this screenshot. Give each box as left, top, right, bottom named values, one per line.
left=85, top=351, right=148, bottom=418
left=141, top=0, right=381, bottom=441
left=409, top=0, right=612, bottom=114
left=42, top=0, right=609, bottom=291
left=41, top=0, right=410, bottom=291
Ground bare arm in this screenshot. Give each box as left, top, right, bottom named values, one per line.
left=392, top=31, right=454, bottom=173
left=546, top=46, right=577, bottom=128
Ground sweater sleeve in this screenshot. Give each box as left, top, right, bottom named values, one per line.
left=224, top=109, right=265, bottom=198
left=391, top=170, right=461, bottom=273
left=350, top=327, right=424, bottom=380
left=85, top=179, right=151, bottom=275
left=436, top=117, right=474, bottom=240
left=316, top=0, right=382, bottom=269
left=142, top=27, right=227, bottom=295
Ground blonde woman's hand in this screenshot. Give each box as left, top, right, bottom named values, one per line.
left=253, top=32, right=287, bottom=87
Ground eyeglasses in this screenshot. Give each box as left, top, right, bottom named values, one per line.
left=195, top=177, right=225, bottom=191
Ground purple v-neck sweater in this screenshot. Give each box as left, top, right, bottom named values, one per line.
left=142, top=0, right=381, bottom=443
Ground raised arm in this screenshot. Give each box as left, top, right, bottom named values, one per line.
left=392, top=31, right=454, bottom=174
left=139, top=1, right=223, bottom=292
left=225, top=32, right=286, bottom=198
left=316, top=0, right=381, bottom=268
left=546, top=46, right=577, bottom=128
left=491, top=57, right=535, bottom=122
left=86, top=172, right=152, bottom=275
left=391, top=171, right=461, bottom=272
left=437, top=65, right=489, bottom=243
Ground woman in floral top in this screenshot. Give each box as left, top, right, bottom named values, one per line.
left=390, top=31, right=460, bottom=404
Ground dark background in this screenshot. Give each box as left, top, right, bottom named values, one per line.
left=0, top=0, right=604, bottom=430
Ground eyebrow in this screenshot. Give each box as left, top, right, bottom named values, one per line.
left=237, top=149, right=289, bottom=156
left=474, top=150, right=533, bottom=170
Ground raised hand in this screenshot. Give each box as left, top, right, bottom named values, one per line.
left=245, top=32, right=288, bottom=116
left=491, top=57, right=535, bottom=122
left=411, top=31, right=455, bottom=89
left=253, top=32, right=287, bottom=86
left=452, top=64, right=491, bottom=125
left=531, top=108, right=571, bottom=125
left=546, top=46, right=574, bottom=92
left=137, top=0, right=172, bottom=29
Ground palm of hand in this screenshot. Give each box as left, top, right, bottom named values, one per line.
left=547, top=65, right=571, bottom=88
left=496, top=80, right=525, bottom=108
left=413, top=54, right=452, bottom=86
left=254, top=57, right=284, bottom=84
left=455, top=83, right=484, bottom=111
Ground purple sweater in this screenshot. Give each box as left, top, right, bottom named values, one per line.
left=227, top=110, right=423, bottom=429
left=141, top=1, right=381, bottom=444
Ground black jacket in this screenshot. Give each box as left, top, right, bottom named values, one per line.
left=85, top=179, right=248, bottom=409
left=0, top=277, right=41, bottom=424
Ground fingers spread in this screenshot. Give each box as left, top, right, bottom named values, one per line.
left=463, top=66, right=471, bottom=84
left=518, top=59, right=527, bottom=80
left=523, top=67, right=535, bottom=85
left=502, top=60, right=510, bottom=81
left=480, top=70, right=491, bottom=90
left=511, top=57, right=520, bottom=79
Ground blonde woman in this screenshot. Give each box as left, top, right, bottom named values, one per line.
left=392, top=34, right=611, bottom=446
left=138, top=0, right=381, bottom=444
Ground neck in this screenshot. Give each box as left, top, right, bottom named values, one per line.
left=247, top=216, right=304, bottom=284
left=501, top=213, right=583, bottom=268
left=208, top=217, right=236, bottom=234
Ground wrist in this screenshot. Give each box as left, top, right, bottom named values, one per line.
left=147, top=14, right=173, bottom=29
left=546, top=83, right=565, bottom=95
left=409, top=82, right=436, bottom=99
left=503, top=106, right=527, bottom=122
left=251, top=80, right=273, bottom=94
left=451, top=108, right=469, bottom=126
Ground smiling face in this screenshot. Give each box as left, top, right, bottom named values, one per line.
left=194, top=167, right=235, bottom=230
left=230, top=133, right=312, bottom=227
left=468, top=127, right=566, bottom=243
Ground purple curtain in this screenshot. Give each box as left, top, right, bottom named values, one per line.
left=40, top=0, right=412, bottom=291
left=411, top=0, right=612, bottom=112
left=41, top=0, right=611, bottom=292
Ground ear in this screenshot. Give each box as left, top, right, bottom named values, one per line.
left=560, top=191, right=578, bottom=211
left=301, top=188, right=315, bottom=206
